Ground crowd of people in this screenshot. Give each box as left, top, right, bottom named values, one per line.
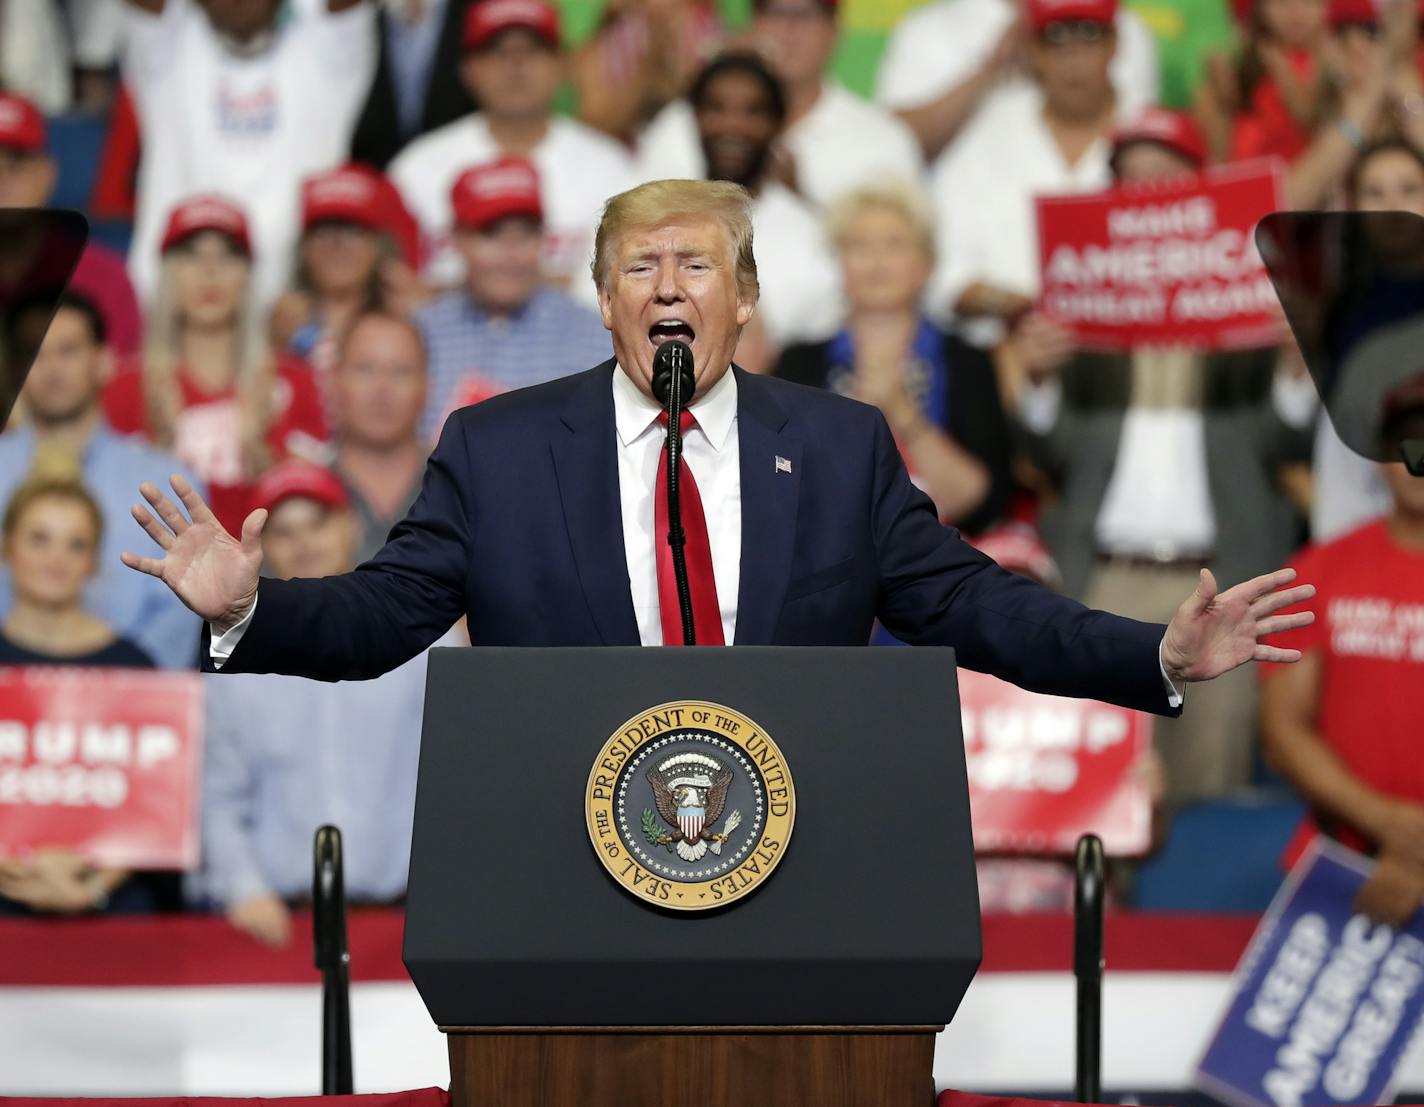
left=0, top=0, right=1421, bottom=935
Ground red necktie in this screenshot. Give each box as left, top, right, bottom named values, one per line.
left=655, top=410, right=725, bottom=646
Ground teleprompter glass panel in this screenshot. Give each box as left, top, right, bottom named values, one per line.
left=0, top=209, right=89, bottom=428
left=1257, top=211, right=1424, bottom=469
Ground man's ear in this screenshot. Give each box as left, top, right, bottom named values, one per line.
left=598, top=280, right=615, bottom=330
left=736, top=296, right=756, bottom=328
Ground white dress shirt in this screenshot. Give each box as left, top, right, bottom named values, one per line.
left=211, top=364, right=1180, bottom=703
left=928, top=83, right=1116, bottom=347
left=613, top=362, right=741, bottom=645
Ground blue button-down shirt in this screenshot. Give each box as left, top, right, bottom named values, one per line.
left=415, top=286, right=614, bottom=439
left=384, top=0, right=446, bottom=138
left=192, top=646, right=431, bottom=907
left=0, top=425, right=203, bottom=669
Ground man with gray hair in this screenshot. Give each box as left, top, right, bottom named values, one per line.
left=122, top=178, right=1314, bottom=719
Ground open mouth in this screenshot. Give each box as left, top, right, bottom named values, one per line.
left=649, top=320, right=696, bottom=347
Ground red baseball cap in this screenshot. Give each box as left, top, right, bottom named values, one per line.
left=462, top=0, right=560, bottom=51
left=451, top=158, right=543, bottom=229
left=1329, top=0, right=1378, bottom=26
left=0, top=93, right=45, bottom=154
left=1111, top=107, right=1207, bottom=169
left=249, top=460, right=350, bottom=515
left=1026, top=0, right=1117, bottom=32
left=160, top=194, right=252, bottom=256
left=302, top=164, right=390, bottom=232
left=300, top=162, right=421, bottom=268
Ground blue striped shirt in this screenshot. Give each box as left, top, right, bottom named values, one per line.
left=415, top=286, right=614, bottom=439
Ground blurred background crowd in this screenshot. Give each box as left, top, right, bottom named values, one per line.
left=0, top=0, right=1422, bottom=940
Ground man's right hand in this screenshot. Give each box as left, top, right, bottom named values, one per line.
left=120, top=475, right=265, bottom=633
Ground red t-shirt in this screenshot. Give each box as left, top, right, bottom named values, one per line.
left=1230, top=49, right=1317, bottom=166
left=102, top=356, right=329, bottom=533
left=1260, top=519, right=1424, bottom=862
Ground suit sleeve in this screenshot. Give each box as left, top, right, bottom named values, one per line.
left=869, top=411, right=1182, bottom=717
left=203, top=413, right=473, bottom=681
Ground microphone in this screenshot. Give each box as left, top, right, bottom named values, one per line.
left=652, top=340, right=696, bottom=646
left=652, top=340, right=695, bottom=409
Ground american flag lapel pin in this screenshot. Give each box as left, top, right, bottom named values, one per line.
left=775, top=456, right=792, bottom=475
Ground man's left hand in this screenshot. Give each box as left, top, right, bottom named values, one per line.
left=1161, top=567, right=1315, bottom=683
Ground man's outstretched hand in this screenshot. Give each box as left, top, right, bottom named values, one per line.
left=120, top=475, right=266, bottom=633
left=1161, top=567, right=1315, bottom=684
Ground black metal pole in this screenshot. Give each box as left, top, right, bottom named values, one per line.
left=664, top=353, right=695, bottom=645
left=313, top=824, right=353, bottom=1095
left=1074, top=833, right=1105, bottom=1103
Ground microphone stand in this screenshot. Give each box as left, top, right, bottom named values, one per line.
left=663, top=349, right=696, bottom=646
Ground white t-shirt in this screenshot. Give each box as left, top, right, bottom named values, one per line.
left=927, top=83, right=1113, bottom=344
left=122, top=0, right=376, bottom=308
left=748, top=182, right=844, bottom=347
left=387, top=113, right=637, bottom=308
left=875, top=0, right=1159, bottom=123
left=635, top=80, right=925, bottom=210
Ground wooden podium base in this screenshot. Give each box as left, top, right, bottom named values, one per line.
left=444, top=1025, right=942, bottom=1107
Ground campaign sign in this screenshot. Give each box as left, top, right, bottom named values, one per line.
left=1036, top=159, right=1286, bottom=351
left=1196, top=840, right=1424, bottom=1107
left=0, top=667, right=203, bottom=868
left=959, top=670, right=1152, bottom=856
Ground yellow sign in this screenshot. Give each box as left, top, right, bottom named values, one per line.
left=586, top=700, right=795, bottom=911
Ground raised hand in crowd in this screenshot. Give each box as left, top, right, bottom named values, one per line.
left=0, top=849, right=128, bottom=914
left=995, top=310, right=1075, bottom=411
left=120, top=476, right=265, bottom=633
left=227, top=892, right=293, bottom=949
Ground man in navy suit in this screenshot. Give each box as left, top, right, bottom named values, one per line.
left=122, top=179, right=1313, bottom=713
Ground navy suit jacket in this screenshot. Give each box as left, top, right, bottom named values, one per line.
left=214, top=362, right=1182, bottom=717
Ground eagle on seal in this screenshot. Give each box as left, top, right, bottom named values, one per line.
left=646, top=752, right=742, bottom=863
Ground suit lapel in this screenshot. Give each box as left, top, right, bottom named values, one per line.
left=551, top=362, right=641, bottom=645
left=733, top=368, right=800, bottom=646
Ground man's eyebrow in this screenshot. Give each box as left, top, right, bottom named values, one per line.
left=624, top=246, right=720, bottom=263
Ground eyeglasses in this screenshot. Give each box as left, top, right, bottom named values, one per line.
left=1039, top=20, right=1111, bottom=45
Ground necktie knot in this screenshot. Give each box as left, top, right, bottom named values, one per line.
left=657, top=409, right=696, bottom=435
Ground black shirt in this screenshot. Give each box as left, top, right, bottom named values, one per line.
left=0, top=631, right=154, bottom=668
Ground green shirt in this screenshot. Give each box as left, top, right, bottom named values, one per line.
left=1125, top=0, right=1238, bottom=109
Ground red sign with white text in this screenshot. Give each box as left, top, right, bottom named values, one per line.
left=960, top=669, right=1152, bottom=856
left=0, top=668, right=203, bottom=868
left=1036, top=159, right=1286, bottom=351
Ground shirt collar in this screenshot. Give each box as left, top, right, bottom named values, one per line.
left=612, top=361, right=738, bottom=453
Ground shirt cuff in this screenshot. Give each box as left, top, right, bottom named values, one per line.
left=1017, top=377, right=1062, bottom=434
left=208, top=596, right=257, bottom=670
left=1159, top=637, right=1185, bottom=709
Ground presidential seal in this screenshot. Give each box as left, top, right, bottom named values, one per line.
left=585, top=701, right=795, bottom=911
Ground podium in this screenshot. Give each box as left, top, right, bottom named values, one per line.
left=404, top=647, right=981, bottom=1107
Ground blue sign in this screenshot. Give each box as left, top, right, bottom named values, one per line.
left=1196, top=840, right=1424, bottom=1107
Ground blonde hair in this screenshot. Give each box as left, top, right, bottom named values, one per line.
left=2, top=445, right=104, bottom=547
left=823, top=179, right=938, bottom=262
left=590, top=179, right=760, bottom=301
left=143, top=247, right=275, bottom=475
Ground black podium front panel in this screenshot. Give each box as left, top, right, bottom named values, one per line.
left=403, top=647, right=980, bottom=1027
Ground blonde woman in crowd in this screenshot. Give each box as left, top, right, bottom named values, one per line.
left=774, top=179, right=1014, bottom=536
left=103, top=195, right=328, bottom=533
left=0, top=459, right=176, bottom=916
